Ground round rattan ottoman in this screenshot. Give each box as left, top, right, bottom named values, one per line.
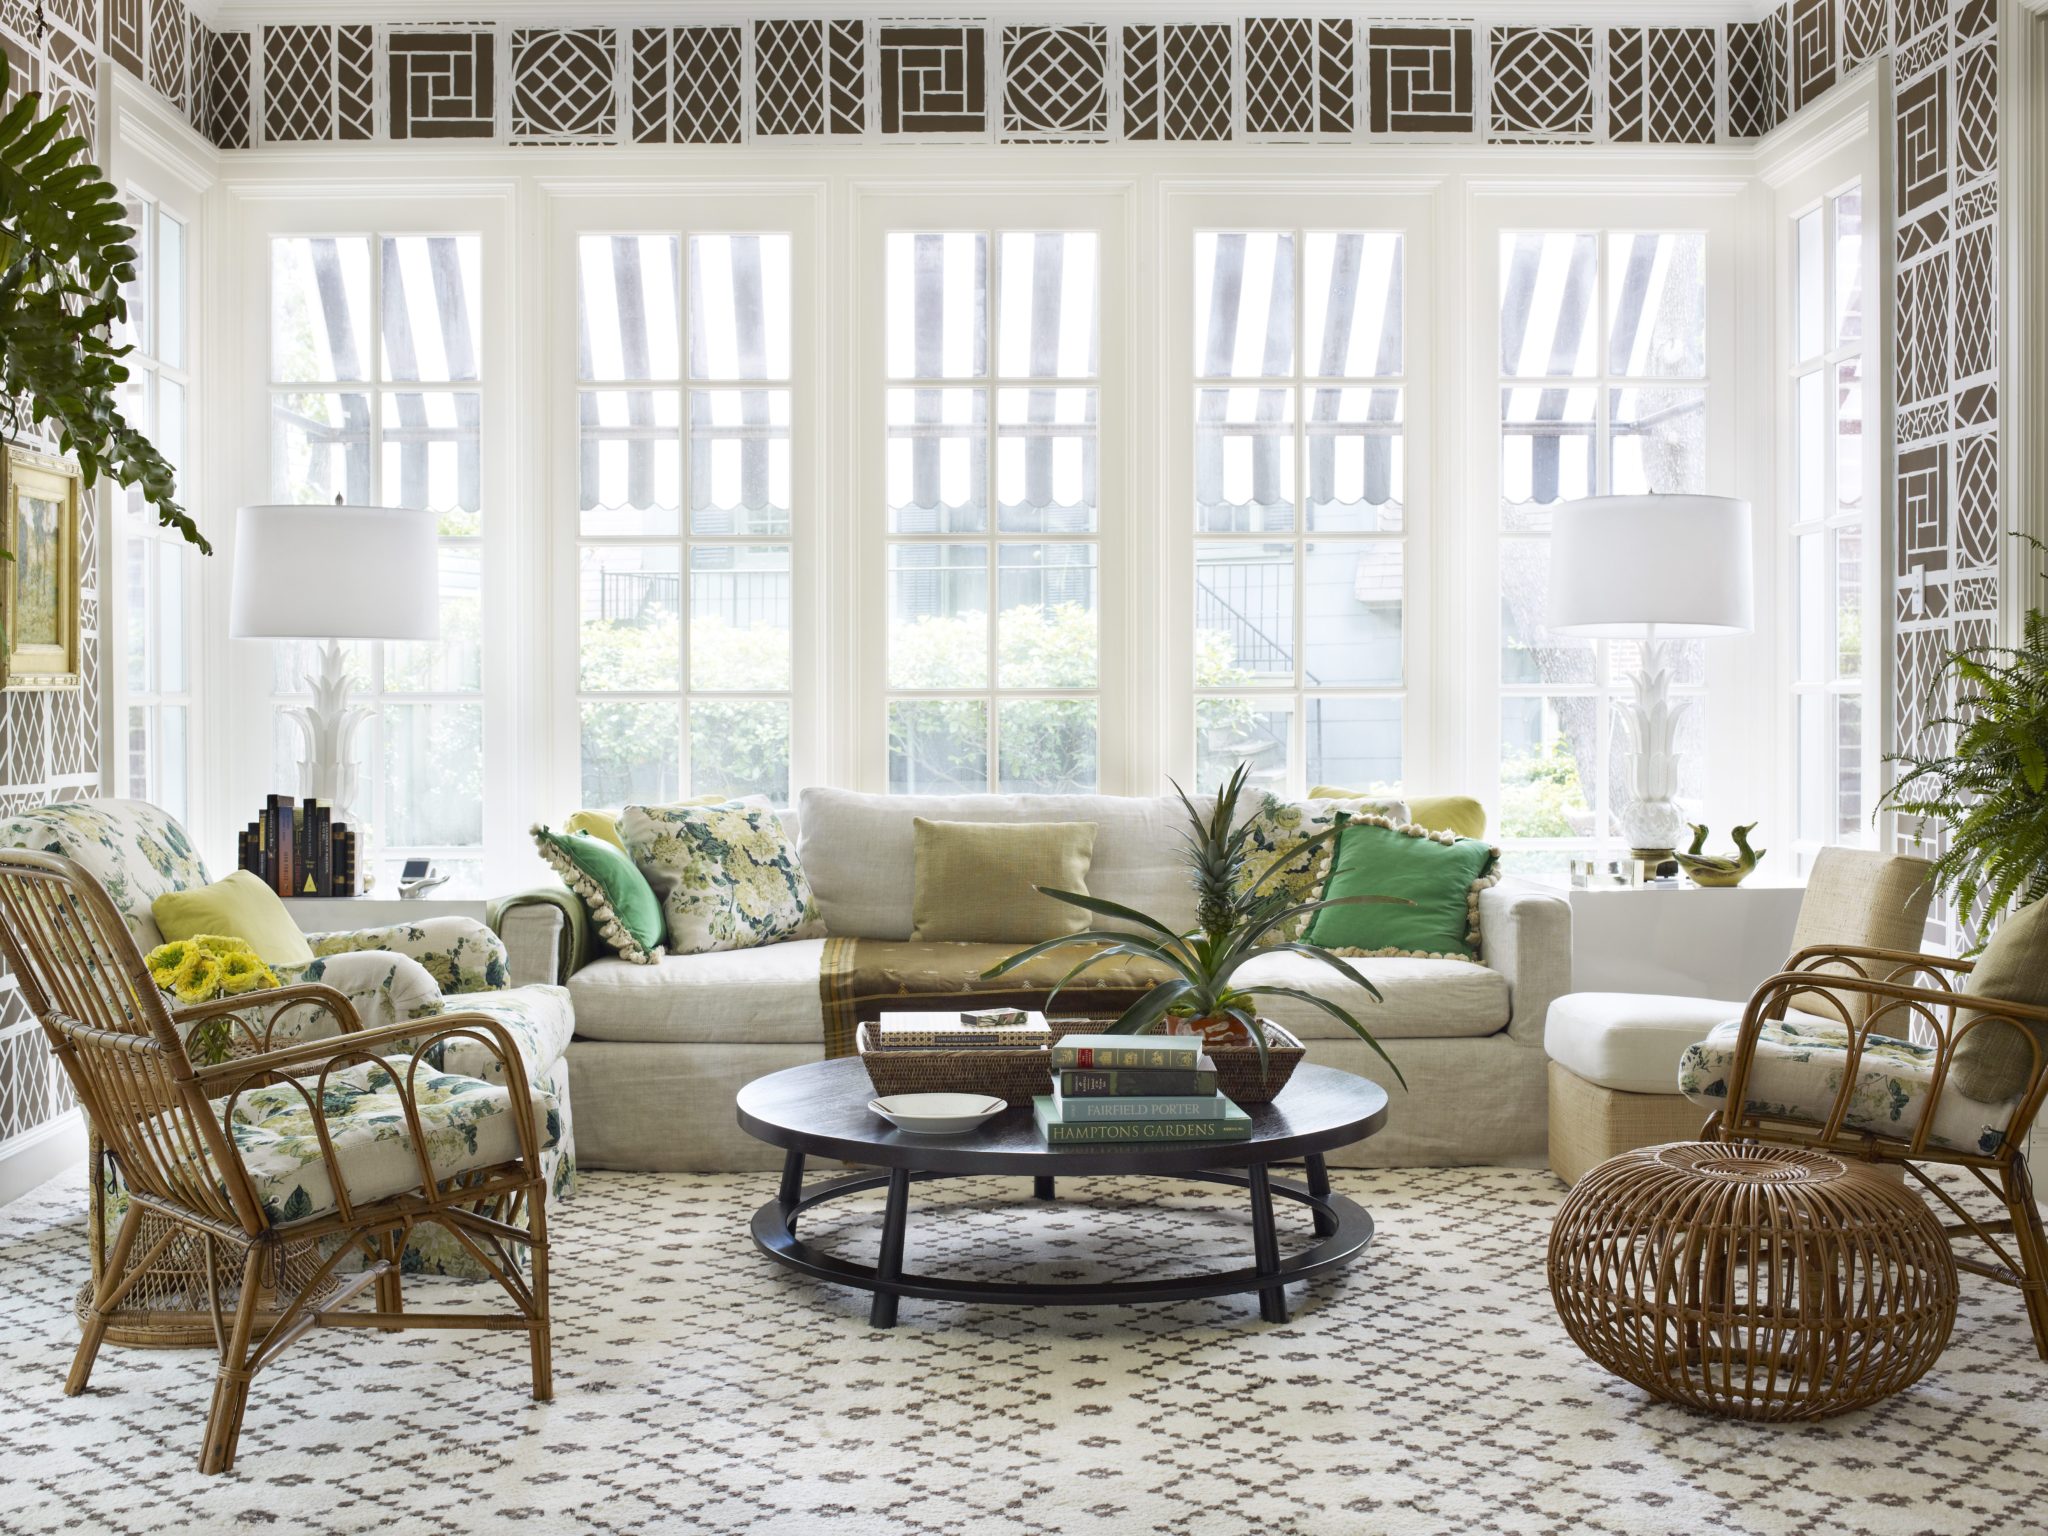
left=1548, top=1142, right=1957, bottom=1420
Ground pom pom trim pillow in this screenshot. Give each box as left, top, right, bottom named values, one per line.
left=531, top=825, right=666, bottom=965
left=621, top=802, right=820, bottom=955
left=1302, top=816, right=1501, bottom=962
left=1233, top=792, right=1410, bottom=944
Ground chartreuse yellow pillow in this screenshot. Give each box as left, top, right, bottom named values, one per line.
left=1312, top=786, right=1487, bottom=841
left=568, top=795, right=733, bottom=854
left=911, top=819, right=1098, bottom=943
left=152, top=869, right=315, bottom=968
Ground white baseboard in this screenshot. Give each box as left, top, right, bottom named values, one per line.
left=0, top=1111, right=86, bottom=1209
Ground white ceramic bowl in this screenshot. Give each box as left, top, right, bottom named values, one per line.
left=868, top=1092, right=1007, bottom=1135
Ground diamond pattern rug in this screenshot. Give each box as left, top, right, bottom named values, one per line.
left=0, top=1166, right=2043, bottom=1534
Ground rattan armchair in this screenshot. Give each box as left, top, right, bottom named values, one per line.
left=1693, top=942, right=2048, bottom=1358
left=0, top=848, right=553, bottom=1473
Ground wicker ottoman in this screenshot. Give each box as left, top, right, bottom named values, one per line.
left=1549, top=1142, right=1957, bottom=1419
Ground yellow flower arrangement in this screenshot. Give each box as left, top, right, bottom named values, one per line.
left=144, top=936, right=278, bottom=1005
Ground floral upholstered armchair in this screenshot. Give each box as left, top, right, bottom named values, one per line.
left=0, top=799, right=576, bottom=1285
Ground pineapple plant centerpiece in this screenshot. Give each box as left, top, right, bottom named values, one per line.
left=983, top=763, right=1406, bottom=1095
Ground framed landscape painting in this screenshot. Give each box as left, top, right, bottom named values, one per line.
left=2, top=445, right=83, bottom=691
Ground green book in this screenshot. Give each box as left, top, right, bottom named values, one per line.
left=1033, top=1095, right=1252, bottom=1143
left=1051, top=1087, right=1232, bottom=1122
left=1058, top=1061, right=1218, bottom=1098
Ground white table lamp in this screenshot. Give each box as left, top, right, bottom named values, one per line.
left=1547, top=494, right=1753, bottom=861
left=229, top=502, right=439, bottom=823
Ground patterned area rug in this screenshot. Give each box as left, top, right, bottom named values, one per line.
left=1, top=1165, right=2043, bottom=1536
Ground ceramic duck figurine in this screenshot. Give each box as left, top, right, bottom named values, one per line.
left=1674, top=823, right=1764, bottom=887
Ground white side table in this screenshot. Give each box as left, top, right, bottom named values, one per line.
left=282, top=895, right=491, bottom=930
left=1541, top=880, right=1808, bottom=1002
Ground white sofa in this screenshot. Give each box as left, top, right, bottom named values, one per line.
left=502, top=789, right=1571, bottom=1171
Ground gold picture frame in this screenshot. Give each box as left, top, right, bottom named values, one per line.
left=2, top=445, right=83, bottom=691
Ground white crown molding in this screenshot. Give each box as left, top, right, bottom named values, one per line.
left=1756, top=68, right=1879, bottom=187
left=108, top=73, right=220, bottom=188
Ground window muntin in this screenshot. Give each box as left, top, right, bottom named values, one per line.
left=1789, top=186, right=1868, bottom=861
left=267, top=233, right=485, bottom=890
left=1496, top=229, right=1709, bottom=872
left=1192, top=230, right=1406, bottom=798
left=885, top=230, right=1102, bottom=794
left=575, top=233, right=795, bottom=807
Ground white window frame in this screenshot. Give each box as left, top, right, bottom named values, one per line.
left=1161, top=186, right=1435, bottom=798
left=852, top=187, right=1130, bottom=794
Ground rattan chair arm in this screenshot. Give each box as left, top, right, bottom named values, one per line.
left=1781, top=943, right=1974, bottom=981
left=171, top=981, right=365, bottom=1050
left=189, top=1016, right=459, bottom=1088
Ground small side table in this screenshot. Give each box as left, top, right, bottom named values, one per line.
left=281, top=895, right=490, bottom=930
left=1542, top=880, right=1807, bottom=1000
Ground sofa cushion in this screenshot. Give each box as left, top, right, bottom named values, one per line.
left=569, top=939, right=828, bottom=1045
left=799, top=789, right=1201, bottom=940
left=1230, top=950, right=1508, bottom=1041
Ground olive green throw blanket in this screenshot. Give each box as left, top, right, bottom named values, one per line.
left=820, top=937, right=1173, bottom=1058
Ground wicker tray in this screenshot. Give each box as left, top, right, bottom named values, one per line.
left=855, top=1019, right=1306, bottom=1108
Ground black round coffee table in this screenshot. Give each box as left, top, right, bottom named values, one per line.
left=735, top=1057, right=1389, bottom=1328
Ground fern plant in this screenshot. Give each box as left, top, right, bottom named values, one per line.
left=1879, top=533, right=2048, bottom=951
left=0, top=60, right=205, bottom=551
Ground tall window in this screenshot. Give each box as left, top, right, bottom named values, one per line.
left=116, top=195, right=192, bottom=822
left=1789, top=186, right=1868, bottom=864
left=884, top=230, right=1101, bottom=794
left=575, top=235, right=795, bottom=807
left=268, top=233, right=484, bottom=889
left=1496, top=230, right=1708, bottom=869
left=1191, top=230, right=1406, bottom=796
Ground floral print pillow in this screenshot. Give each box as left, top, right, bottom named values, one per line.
left=621, top=802, right=820, bottom=955
left=1231, top=792, right=1410, bottom=944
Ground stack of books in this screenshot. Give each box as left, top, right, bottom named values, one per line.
left=237, top=793, right=359, bottom=897
left=870, top=1009, right=1053, bottom=1050
left=1033, top=1033, right=1251, bottom=1144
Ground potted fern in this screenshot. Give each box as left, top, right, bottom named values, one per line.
left=984, top=762, right=1406, bottom=1097
left=1880, top=533, right=2048, bottom=949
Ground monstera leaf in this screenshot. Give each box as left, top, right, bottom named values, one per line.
left=0, top=59, right=206, bottom=552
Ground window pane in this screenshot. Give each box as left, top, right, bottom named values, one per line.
left=580, top=388, right=681, bottom=535
left=1500, top=538, right=1595, bottom=686
left=998, top=699, right=1098, bottom=793
left=997, top=388, right=1096, bottom=533
left=997, top=544, right=1097, bottom=689
left=889, top=388, right=987, bottom=534
left=1305, top=698, right=1402, bottom=793
left=381, top=235, right=481, bottom=382
left=1195, top=232, right=1294, bottom=379
left=581, top=699, right=680, bottom=808
left=158, top=377, right=187, bottom=486
left=580, top=546, right=680, bottom=691
left=1499, top=386, right=1595, bottom=530
left=156, top=542, right=185, bottom=693
left=384, top=391, right=481, bottom=535
left=1795, top=369, right=1826, bottom=521
left=1305, top=232, right=1402, bottom=378
left=118, top=197, right=148, bottom=356
left=1795, top=531, right=1827, bottom=683
left=1608, top=386, right=1706, bottom=496
left=997, top=232, right=1098, bottom=378
left=273, top=236, right=371, bottom=381
left=159, top=706, right=187, bottom=826
left=1306, top=386, right=1402, bottom=532
left=889, top=545, right=988, bottom=688
left=1795, top=209, right=1823, bottom=363
left=158, top=211, right=186, bottom=369
left=1835, top=527, right=1862, bottom=679
left=1196, top=387, right=1294, bottom=533
left=887, top=232, right=988, bottom=380
left=1500, top=695, right=1600, bottom=839
left=1607, top=232, right=1705, bottom=379
left=692, top=698, right=790, bottom=802
left=271, top=391, right=372, bottom=504
left=1196, top=543, right=1293, bottom=681
left=689, top=233, right=792, bottom=381
left=1836, top=359, right=1864, bottom=515
left=1304, top=541, right=1401, bottom=687
left=1196, top=698, right=1291, bottom=797
left=1499, top=232, right=1596, bottom=378
left=1796, top=692, right=1831, bottom=840
left=1834, top=188, right=1862, bottom=348
left=692, top=545, right=791, bottom=691
left=125, top=705, right=150, bottom=800
left=383, top=701, right=483, bottom=848
left=579, top=235, right=680, bottom=382
left=690, top=388, right=791, bottom=536
left=385, top=544, right=482, bottom=692
left=1835, top=693, right=1863, bottom=839
left=889, top=700, right=988, bottom=793
left=125, top=540, right=148, bottom=692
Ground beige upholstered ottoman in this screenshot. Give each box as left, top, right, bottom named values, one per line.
left=1544, top=993, right=1733, bottom=1184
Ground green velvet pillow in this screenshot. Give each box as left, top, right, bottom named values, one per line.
left=1302, top=819, right=1501, bottom=962
left=153, top=869, right=314, bottom=968
left=531, top=825, right=666, bottom=965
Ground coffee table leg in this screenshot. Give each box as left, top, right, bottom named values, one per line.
left=778, top=1150, right=806, bottom=1211
left=1034, top=1176, right=1056, bottom=1201
left=871, top=1168, right=912, bottom=1329
left=1247, top=1163, right=1288, bottom=1324
left=1305, top=1153, right=1337, bottom=1238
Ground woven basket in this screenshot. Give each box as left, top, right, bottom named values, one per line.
left=856, top=1019, right=1306, bottom=1108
